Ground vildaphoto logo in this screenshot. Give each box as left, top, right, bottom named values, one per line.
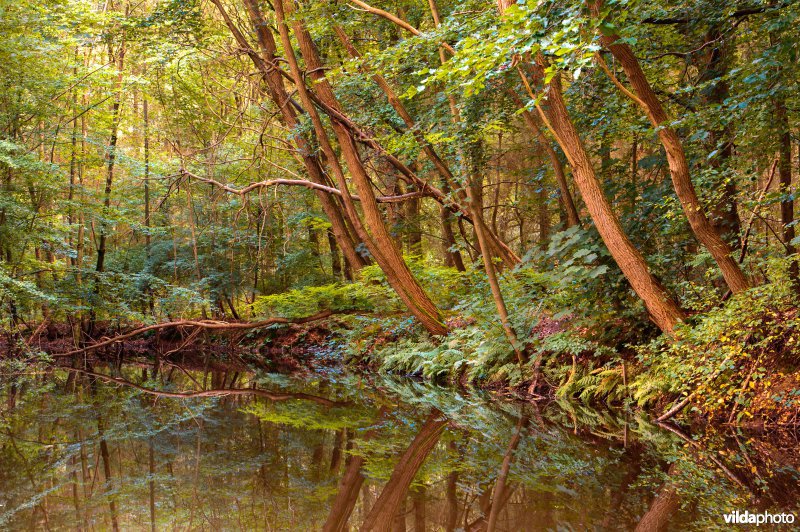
left=724, top=510, right=796, bottom=526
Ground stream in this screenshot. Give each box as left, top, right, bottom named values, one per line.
left=1, top=360, right=798, bottom=530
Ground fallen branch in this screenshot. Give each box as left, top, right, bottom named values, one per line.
left=656, top=421, right=748, bottom=490
left=52, top=310, right=337, bottom=358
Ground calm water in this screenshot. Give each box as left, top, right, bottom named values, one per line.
left=0, top=362, right=798, bottom=531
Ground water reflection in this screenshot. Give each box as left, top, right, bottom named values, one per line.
left=0, top=364, right=797, bottom=530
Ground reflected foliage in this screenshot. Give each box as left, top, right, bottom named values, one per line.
left=1, top=364, right=797, bottom=530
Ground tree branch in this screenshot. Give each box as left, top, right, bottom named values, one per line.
left=178, top=169, right=434, bottom=203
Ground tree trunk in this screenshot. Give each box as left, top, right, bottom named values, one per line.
left=333, top=23, right=515, bottom=269
left=98, top=417, right=120, bottom=532
left=88, top=34, right=125, bottom=337
left=771, top=32, right=799, bottom=290
left=466, top=140, right=527, bottom=362
left=634, top=464, right=681, bottom=532
left=593, top=2, right=750, bottom=295
left=405, top=185, right=422, bottom=255
left=486, top=415, right=528, bottom=532
left=533, top=63, right=685, bottom=333
left=360, top=411, right=448, bottom=531
left=94, top=41, right=124, bottom=277
left=324, top=411, right=387, bottom=532
left=143, top=96, right=154, bottom=315
left=509, top=91, right=580, bottom=227
left=328, top=229, right=343, bottom=279
left=215, top=0, right=367, bottom=276
left=275, top=0, right=447, bottom=335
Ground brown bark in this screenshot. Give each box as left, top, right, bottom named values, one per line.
left=94, top=14, right=127, bottom=279
left=328, top=229, right=343, bottom=279
left=333, top=14, right=519, bottom=269
left=98, top=417, right=120, bottom=532
left=274, top=0, right=447, bottom=335
left=528, top=63, right=685, bottom=332
left=324, top=455, right=366, bottom=532
left=509, top=90, right=580, bottom=227
left=592, top=2, right=750, bottom=294
left=634, top=465, right=681, bottom=532
left=466, top=148, right=527, bottom=362
left=538, top=186, right=550, bottom=248
left=214, top=0, right=366, bottom=275
left=53, top=310, right=339, bottom=358
left=406, top=185, right=423, bottom=255
left=142, top=96, right=154, bottom=315
left=412, top=487, right=426, bottom=531
left=441, top=206, right=466, bottom=271
left=772, top=34, right=799, bottom=289
left=696, top=25, right=742, bottom=246
left=324, top=409, right=388, bottom=532
left=330, top=429, right=345, bottom=473
left=486, top=415, right=528, bottom=532
left=445, top=467, right=459, bottom=531
left=334, top=26, right=485, bottom=270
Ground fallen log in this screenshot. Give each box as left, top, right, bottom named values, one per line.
left=52, top=310, right=336, bottom=358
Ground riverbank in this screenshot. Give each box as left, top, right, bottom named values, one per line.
left=7, top=293, right=799, bottom=431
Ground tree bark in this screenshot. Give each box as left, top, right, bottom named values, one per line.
left=486, top=415, right=528, bottom=532
left=274, top=0, right=447, bottom=335
left=509, top=90, right=580, bottom=227
left=530, top=62, right=685, bottom=332
left=592, top=2, right=750, bottom=295
left=771, top=32, right=799, bottom=290
left=215, top=0, right=367, bottom=276
left=333, top=17, right=518, bottom=269
left=360, top=411, right=448, bottom=531
left=634, top=464, right=681, bottom=532
left=324, top=410, right=387, bottom=532
left=143, top=96, right=154, bottom=315
left=466, top=140, right=527, bottom=362
left=98, top=416, right=120, bottom=532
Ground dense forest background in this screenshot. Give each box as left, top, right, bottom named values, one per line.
left=2, top=0, right=799, bottom=421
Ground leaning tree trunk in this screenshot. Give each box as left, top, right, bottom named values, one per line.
left=333, top=11, right=520, bottom=269
left=592, top=1, right=750, bottom=295
left=274, top=0, right=447, bottom=336
left=360, top=411, right=448, bottom=531
left=533, top=64, right=685, bottom=333
left=213, top=0, right=367, bottom=276
left=509, top=90, right=580, bottom=228
left=492, top=0, right=686, bottom=333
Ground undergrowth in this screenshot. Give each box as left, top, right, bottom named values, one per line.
left=247, top=236, right=800, bottom=424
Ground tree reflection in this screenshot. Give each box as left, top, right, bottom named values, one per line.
left=0, top=365, right=797, bottom=530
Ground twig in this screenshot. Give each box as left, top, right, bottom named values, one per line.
left=657, top=355, right=732, bottom=422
